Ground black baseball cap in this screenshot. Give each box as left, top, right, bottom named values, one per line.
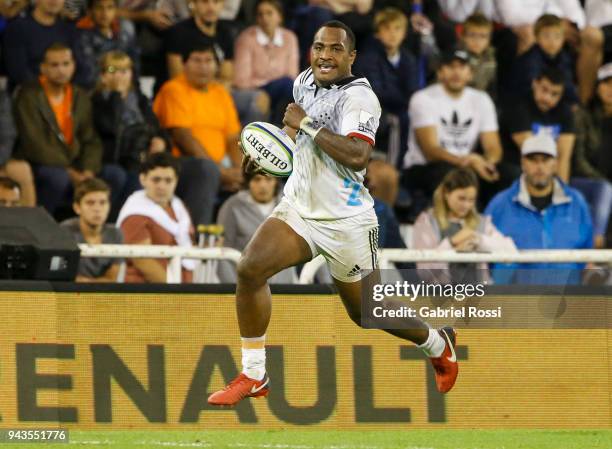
left=440, top=49, right=470, bottom=66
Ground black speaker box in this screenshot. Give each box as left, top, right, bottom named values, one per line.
left=0, top=207, right=80, bottom=280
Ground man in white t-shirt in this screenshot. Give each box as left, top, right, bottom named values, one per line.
left=402, top=49, right=513, bottom=201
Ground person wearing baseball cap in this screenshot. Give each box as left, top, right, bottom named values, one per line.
left=484, top=133, right=594, bottom=285
left=520, top=132, right=558, bottom=156
left=402, top=45, right=509, bottom=207
left=596, top=62, right=612, bottom=83
left=571, top=62, right=612, bottom=248
left=439, top=49, right=470, bottom=66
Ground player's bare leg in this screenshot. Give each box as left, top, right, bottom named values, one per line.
left=235, top=218, right=312, bottom=337
left=208, top=218, right=312, bottom=406
left=333, top=270, right=429, bottom=342
left=334, top=270, right=459, bottom=393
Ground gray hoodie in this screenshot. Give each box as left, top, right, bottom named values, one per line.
left=217, top=190, right=297, bottom=284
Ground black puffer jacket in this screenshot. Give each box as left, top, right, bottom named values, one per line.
left=91, top=89, right=169, bottom=171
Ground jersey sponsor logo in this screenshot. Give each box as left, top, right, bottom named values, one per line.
left=358, top=110, right=376, bottom=135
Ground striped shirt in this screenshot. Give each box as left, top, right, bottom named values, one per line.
left=283, top=68, right=381, bottom=220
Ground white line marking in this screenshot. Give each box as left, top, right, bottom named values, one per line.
left=72, top=440, right=113, bottom=445
left=136, top=442, right=211, bottom=447
left=72, top=439, right=439, bottom=449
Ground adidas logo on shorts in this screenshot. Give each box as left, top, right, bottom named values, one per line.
left=347, top=265, right=361, bottom=277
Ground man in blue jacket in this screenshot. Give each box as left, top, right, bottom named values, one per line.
left=485, top=133, right=593, bottom=285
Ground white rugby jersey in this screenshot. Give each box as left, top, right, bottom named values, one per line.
left=283, top=68, right=381, bottom=220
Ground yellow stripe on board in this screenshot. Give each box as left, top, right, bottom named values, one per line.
left=0, top=291, right=609, bottom=429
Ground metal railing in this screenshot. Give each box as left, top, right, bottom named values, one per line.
left=79, top=244, right=612, bottom=284
left=297, top=250, right=612, bottom=284
left=78, top=244, right=242, bottom=283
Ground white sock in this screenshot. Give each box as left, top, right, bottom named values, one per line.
left=241, top=336, right=266, bottom=381
left=417, top=328, right=446, bottom=358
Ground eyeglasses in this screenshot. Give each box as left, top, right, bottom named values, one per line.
left=105, top=65, right=131, bottom=74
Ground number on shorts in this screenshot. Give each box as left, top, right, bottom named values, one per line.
left=344, top=177, right=362, bottom=206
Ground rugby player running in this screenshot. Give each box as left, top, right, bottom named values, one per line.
left=208, top=21, right=458, bottom=406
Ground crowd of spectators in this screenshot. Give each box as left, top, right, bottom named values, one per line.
left=0, top=0, right=610, bottom=284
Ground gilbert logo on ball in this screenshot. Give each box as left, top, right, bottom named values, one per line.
left=240, top=122, right=294, bottom=177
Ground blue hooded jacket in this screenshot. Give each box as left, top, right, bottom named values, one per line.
left=484, top=176, right=593, bottom=284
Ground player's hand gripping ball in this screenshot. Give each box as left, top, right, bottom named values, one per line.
left=240, top=122, right=295, bottom=177
left=282, top=102, right=307, bottom=129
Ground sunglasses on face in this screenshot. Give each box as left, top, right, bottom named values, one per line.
left=105, top=65, right=131, bottom=74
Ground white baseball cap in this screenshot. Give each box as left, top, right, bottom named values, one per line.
left=521, top=133, right=557, bottom=158
left=597, top=62, right=612, bottom=82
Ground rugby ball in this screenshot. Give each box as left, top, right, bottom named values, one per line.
left=240, top=122, right=294, bottom=177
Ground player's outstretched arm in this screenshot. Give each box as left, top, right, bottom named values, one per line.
left=283, top=103, right=372, bottom=171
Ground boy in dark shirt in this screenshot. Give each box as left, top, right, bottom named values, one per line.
left=354, top=7, right=419, bottom=166
left=501, top=67, right=575, bottom=182
left=501, top=14, right=578, bottom=108
left=164, top=0, right=268, bottom=124
left=2, top=0, right=84, bottom=90
left=75, top=0, right=141, bottom=89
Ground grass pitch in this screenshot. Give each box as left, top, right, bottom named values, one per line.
left=2, top=430, right=611, bottom=449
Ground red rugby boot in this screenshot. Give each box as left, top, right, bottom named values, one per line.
left=429, top=326, right=459, bottom=393
left=208, top=373, right=270, bottom=406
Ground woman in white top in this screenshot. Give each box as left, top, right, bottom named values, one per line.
left=412, top=167, right=516, bottom=283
